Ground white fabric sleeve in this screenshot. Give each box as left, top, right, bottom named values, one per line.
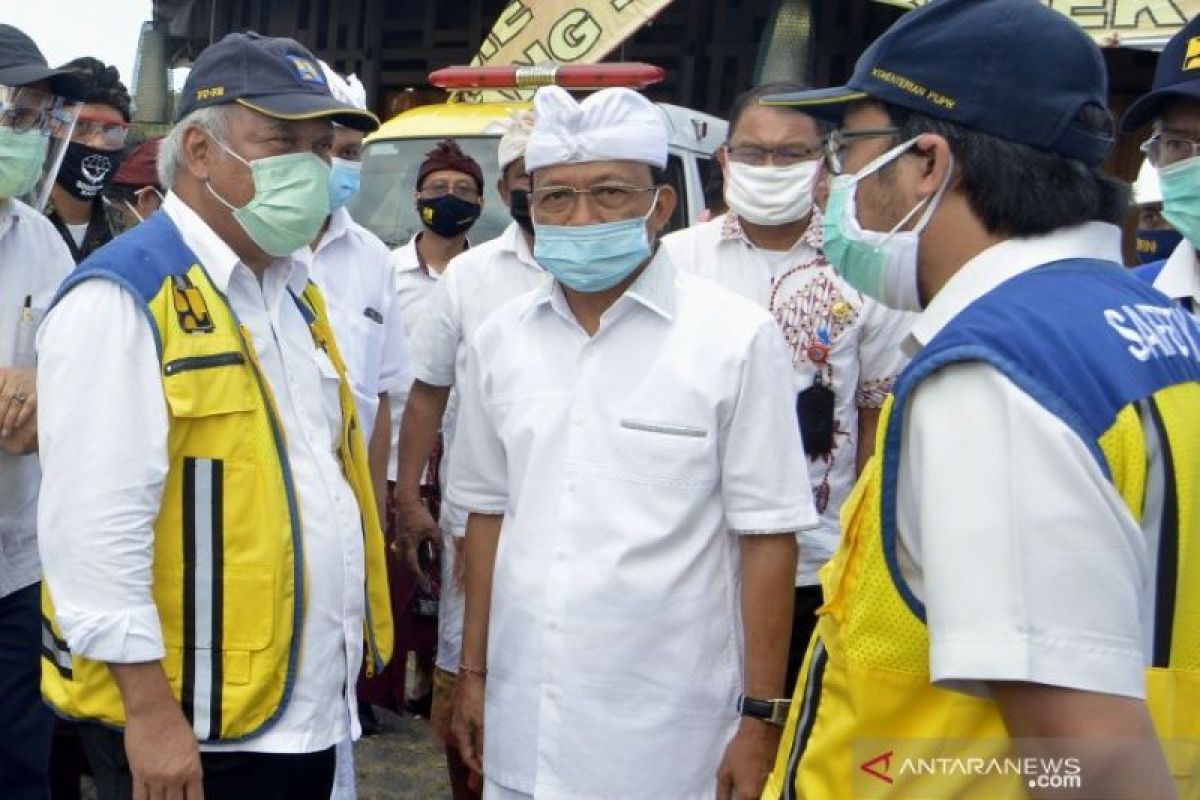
left=409, top=270, right=462, bottom=388
left=855, top=299, right=912, bottom=409
left=443, top=333, right=507, bottom=515
left=721, top=320, right=819, bottom=534
left=378, top=273, right=414, bottom=398
left=898, top=362, right=1149, bottom=699
left=36, top=280, right=169, bottom=663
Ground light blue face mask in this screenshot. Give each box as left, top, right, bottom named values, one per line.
left=328, top=156, right=362, bottom=212
left=1159, top=155, right=1200, bottom=251
left=533, top=195, right=658, bottom=293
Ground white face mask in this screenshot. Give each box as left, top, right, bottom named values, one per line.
left=723, top=159, right=820, bottom=226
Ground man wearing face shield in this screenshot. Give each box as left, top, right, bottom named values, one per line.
left=394, top=110, right=542, bottom=800
left=0, top=25, right=81, bottom=800
left=1124, top=15, right=1200, bottom=318
left=662, top=83, right=911, bottom=696
left=759, top=1, right=1199, bottom=799
left=45, top=57, right=131, bottom=263
left=36, top=32, right=394, bottom=800
left=448, top=85, right=814, bottom=800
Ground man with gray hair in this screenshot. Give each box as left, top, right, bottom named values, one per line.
left=36, top=33, right=393, bottom=800
left=394, top=109, right=542, bottom=800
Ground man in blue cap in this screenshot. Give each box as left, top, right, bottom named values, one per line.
left=0, top=24, right=82, bottom=800
left=1123, top=14, right=1200, bottom=317
left=759, top=1, right=1198, bottom=798
left=36, top=33, right=393, bottom=800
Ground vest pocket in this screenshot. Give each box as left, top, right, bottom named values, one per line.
left=163, top=336, right=255, bottom=418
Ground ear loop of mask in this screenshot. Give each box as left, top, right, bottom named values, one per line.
left=205, top=134, right=253, bottom=213
left=849, top=136, right=953, bottom=246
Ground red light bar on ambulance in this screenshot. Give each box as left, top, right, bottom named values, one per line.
left=430, top=63, right=665, bottom=91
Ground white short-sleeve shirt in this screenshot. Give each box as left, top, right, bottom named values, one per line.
left=662, top=210, right=911, bottom=584
left=446, top=251, right=816, bottom=798
left=0, top=199, right=74, bottom=598
left=307, top=207, right=413, bottom=437
left=896, top=222, right=1154, bottom=701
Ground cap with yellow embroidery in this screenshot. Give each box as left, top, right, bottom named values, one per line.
left=1122, top=15, right=1200, bottom=132
left=763, top=0, right=1113, bottom=167
left=175, top=32, right=378, bottom=132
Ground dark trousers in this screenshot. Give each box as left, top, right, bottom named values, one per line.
left=0, top=582, right=55, bottom=800
left=784, top=584, right=825, bottom=697
left=77, top=723, right=335, bottom=800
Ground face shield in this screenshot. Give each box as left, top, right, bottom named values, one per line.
left=0, top=83, right=81, bottom=211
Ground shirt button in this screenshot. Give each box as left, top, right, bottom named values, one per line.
left=571, top=414, right=584, bottom=427
left=565, top=481, right=576, bottom=493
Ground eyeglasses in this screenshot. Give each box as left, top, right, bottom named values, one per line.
left=419, top=181, right=480, bottom=202
left=530, top=183, right=658, bottom=218
left=822, top=127, right=902, bottom=175
left=0, top=85, right=61, bottom=135
left=72, top=114, right=130, bottom=149
left=725, top=143, right=822, bottom=167
left=1140, top=132, right=1200, bottom=168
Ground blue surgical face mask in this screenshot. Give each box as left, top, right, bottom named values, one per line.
left=533, top=193, right=658, bottom=293
left=1135, top=228, right=1182, bottom=264
left=328, top=157, right=362, bottom=211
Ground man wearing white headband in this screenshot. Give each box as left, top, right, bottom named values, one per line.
left=662, top=82, right=911, bottom=697
left=392, top=110, right=542, bottom=800
left=448, top=86, right=814, bottom=800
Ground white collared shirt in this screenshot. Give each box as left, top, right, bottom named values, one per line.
left=446, top=251, right=816, bottom=798
left=38, top=192, right=368, bottom=753
left=662, top=211, right=911, bottom=585
left=306, top=206, right=413, bottom=437
left=1150, top=239, right=1200, bottom=316
left=896, top=222, right=1154, bottom=701
left=407, top=221, right=544, bottom=674
left=0, top=198, right=74, bottom=598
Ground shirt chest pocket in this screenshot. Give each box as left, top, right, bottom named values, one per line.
left=339, top=313, right=384, bottom=399
left=312, top=349, right=346, bottom=451
left=610, top=416, right=718, bottom=488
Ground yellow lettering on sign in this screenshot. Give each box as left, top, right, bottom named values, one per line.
left=548, top=9, right=602, bottom=62
left=478, top=1, right=533, bottom=63
left=1047, top=0, right=1107, bottom=28
left=612, top=0, right=636, bottom=9
left=1113, top=0, right=1188, bottom=27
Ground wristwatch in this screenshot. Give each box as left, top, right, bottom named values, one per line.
left=737, top=694, right=791, bottom=727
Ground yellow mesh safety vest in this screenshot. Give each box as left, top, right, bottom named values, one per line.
left=40, top=212, right=393, bottom=742
left=764, top=260, right=1200, bottom=799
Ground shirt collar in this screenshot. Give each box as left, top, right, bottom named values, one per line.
left=719, top=207, right=825, bottom=254
left=904, top=221, right=1124, bottom=356
left=0, top=199, right=18, bottom=242
left=393, top=232, right=425, bottom=273
left=161, top=191, right=309, bottom=295
left=1153, top=239, right=1200, bottom=304
left=527, top=247, right=677, bottom=324
left=502, top=220, right=541, bottom=270
left=313, top=206, right=352, bottom=255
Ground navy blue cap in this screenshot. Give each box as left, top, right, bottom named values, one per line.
left=763, top=0, right=1114, bottom=167
left=1121, top=15, right=1200, bottom=132
left=176, top=32, right=378, bottom=132
left=0, top=24, right=84, bottom=100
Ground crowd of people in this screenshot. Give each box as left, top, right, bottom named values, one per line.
left=1, top=0, right=1198, bottom=798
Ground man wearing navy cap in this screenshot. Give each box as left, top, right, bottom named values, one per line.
left=0, top=24, right=82, bottom=800
left=759, top=1, right=1198, bottom=798
left=1123, top=15, right=1200, bottom=317
left=36, top=33, right=394, bottom=800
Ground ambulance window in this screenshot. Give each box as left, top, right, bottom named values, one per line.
left=660, top=153, right=687, bottom=233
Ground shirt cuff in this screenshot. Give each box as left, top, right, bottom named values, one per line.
left=930, top=632, right=1146, bottom=700
left=725, top=507, right=818, bottom=534
left=55, top=602, right=166, bottom=664
left=412, top=363, right=454, bottom=388
left=444, top=487, right=506, bottom=517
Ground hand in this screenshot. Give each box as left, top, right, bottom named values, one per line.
left=451, top=672, right=486, bottom=775
left=716, top=718, right=781, bottom=800
left=392, top=494, right=441, bottom=579
left=124, top=702, right=204, bottom=800
left=0, top=415, right=37, bottom=455
left=0, top=367, right=36, bottom=439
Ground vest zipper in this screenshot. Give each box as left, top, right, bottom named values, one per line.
left=163, top=352, right=246, bottom=375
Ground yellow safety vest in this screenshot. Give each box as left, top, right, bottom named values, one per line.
left=40, top=212, right=393, bottom=742
left=765, top=260, right=1200, bottom=799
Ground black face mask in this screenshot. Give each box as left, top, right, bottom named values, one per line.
left=509, top=188, right=535, bottom=236
left=417, top=194, right=481, bottom=238
left=55, top=141, right=124, bottom=201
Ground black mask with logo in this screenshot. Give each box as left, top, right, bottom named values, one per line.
left=418, top=194, right=481, bottom=238
left=509, top=188, right=535, bottom=237
left=55, top=141, right=125, bottom=201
